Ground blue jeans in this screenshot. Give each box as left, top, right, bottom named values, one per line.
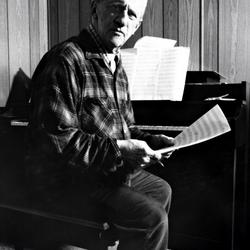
left=33, top=168, right=171, bottom=249
left=89, top=170, right=172, bottom=250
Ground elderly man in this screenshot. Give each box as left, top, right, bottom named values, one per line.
left=27, top=0, right=174, bottom=249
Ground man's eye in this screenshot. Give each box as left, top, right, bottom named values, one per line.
left=109, top=4, right=139, bottom=21
left=128, top=10, right=137, bottom=20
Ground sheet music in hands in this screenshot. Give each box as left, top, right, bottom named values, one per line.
left=121, top=36, right=190, bottom=101
left=156, top=105, right=231, bottom=154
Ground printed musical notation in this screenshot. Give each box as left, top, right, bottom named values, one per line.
left=156, top=105, right=231, bottom=154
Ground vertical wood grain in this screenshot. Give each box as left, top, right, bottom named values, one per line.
left=39, top=0, right=48, bottom=59
left=0, top=0, right=9, bottom=106
left=143, top=0, right=164, bottom=37
left=179, top=0, right=200, bottom=70
left=0, top=0, right=48, bottom=107
left=29, top=0, right=40, bottom=75
left=203, top=0, right=218, bottom=71
left=79, top=0, right=91, bottom=30
left=29, top=0, right=48, bottom=75
left=219, top=0, right=250, bottom=83
left=163, top=0, right=179, bottom=41
left=8, top=0, right=30, bottom=84
left=219, top=0, right=239, bottom=81
left=48, top=0, right=59, bottom=48
left=58, top=0, right=80, bottom=42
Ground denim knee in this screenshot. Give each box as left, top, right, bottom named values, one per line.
left=159, top=181, right=172, bottom=210
left=145, top=202, right=168, bottom=231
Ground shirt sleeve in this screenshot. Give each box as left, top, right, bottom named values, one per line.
left=123, top=93, right=152, bottom=143
left=30, top=56, right=122, bottom=175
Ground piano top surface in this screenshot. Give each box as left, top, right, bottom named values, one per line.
left=132, top=82, right=247, bottom=127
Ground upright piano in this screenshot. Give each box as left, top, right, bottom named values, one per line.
left=0, top=71, right=249, bottom=249
left=132, top=80, right=250, bottom=250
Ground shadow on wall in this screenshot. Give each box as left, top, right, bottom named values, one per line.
left=4, top=68, right=32, bottom=117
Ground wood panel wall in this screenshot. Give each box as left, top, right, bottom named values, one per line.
left=219, top=0, right=250, bottom=83
left=1, top=0, right=250, bottom=106
left=48, top=0, right=250, bottom=84
left=0, top=0, right=48, bottom=107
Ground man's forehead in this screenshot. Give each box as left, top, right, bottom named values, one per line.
left=98, top=0, right=148, bottom=10
left=97, top=0, right=147, bottom=3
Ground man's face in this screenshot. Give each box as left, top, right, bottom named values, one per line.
left=94, top=0, right=147, bottom=52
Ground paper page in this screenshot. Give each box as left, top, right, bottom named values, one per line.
left=120, top=48, right=138, bottom=84
left=135, top=36, right=177, bottom=49
left=121, top=36, right=189, bottom=101
left=129, top=47, right=190, bottom=100
left=155, top=47, right=190, bottom=100
left=129, top=47, right=163, bottom=100
left=156, top=105, right=231, bottom=154
left=132, top=36, right=178, bottom=100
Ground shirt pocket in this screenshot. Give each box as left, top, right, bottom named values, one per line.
left=80, top=97, right=118, bottom=137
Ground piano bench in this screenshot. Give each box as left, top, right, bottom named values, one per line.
left=0, top=202, right=118, bottom=250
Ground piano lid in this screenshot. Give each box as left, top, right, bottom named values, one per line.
left=182, top=81, right=246, bottom=101
left=185, top=71, right=226, bottom=84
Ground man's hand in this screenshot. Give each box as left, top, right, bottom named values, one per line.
left=149, top=134, right=175, bottom=149
left=148, top=134, right=175, bottom=160
left=117, top=139, right=161, bottom=170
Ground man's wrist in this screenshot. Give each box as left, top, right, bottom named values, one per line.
left=116, top=139, right=126, bottom=150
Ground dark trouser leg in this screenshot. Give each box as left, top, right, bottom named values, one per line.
left=89, top=170, right=172, bottom=250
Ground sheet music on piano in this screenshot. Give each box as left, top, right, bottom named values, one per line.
left=156, top=105, right=231, bottom=154
left=121, top=36, right=190, bottom=101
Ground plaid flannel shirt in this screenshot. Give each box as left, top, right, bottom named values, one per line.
left=27, top=25, right=148, bottom=193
